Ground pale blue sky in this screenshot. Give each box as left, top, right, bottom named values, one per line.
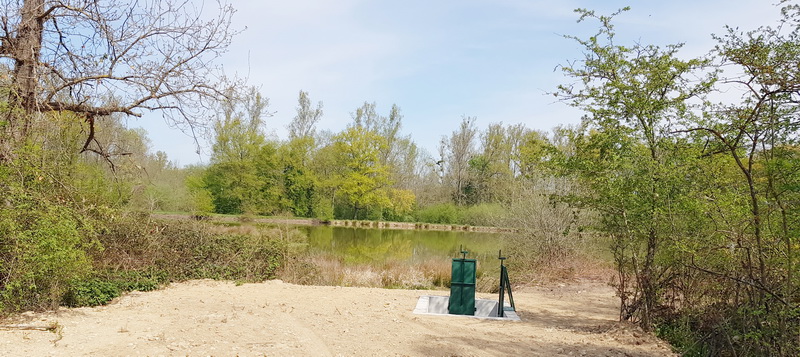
left=131, top=0, right=782, bottom=166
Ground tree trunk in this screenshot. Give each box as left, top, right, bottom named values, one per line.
left=2, top=0, right=45, bottom=159
left=13, top=0, right=44, bottom=114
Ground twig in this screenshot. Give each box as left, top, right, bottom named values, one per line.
left=0, top=324, right=57, bottom=331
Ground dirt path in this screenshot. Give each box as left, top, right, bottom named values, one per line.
left=0, top=280, right=675, bottom=356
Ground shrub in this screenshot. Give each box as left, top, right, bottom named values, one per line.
left=461, top=203, right=506, bottom=226
left=94, top=215, right=289, bottom=283
left=0, top=186, right=94, bottom=312
left=62, top=268, right=169, bottom=308
left=63, top=279, right=120, bottom=307
left=109, top=269, right=167, bottom=292
left=415, top=203, right=463, bottom=224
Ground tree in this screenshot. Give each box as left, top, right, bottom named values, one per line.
left=466, top=122, right=516, bottom=204
left=439, top=116, right=477, bottom=206
left=516, top=129, right=550, bottom=179
left=288, top=90, right=323, bottom=141
left=210, top=87, right=268, bottom=164
left=282, top=90, right=323, bottom=217
left=331, top=125, right=390, bottom=219
left=556, top=7, right=714, bottom=329
left=0, top=0, right=237, bottom=160
left=670, top=11, right=800, bottom=353
left=203, top=87, right=274, bottom=215
left=351, top=102, right=407, bottom=169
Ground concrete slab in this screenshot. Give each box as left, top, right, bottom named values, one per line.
left=412, top=295, right=521, bottom=321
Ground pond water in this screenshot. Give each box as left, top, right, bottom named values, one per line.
left=299, top=225, right=508, bottom=273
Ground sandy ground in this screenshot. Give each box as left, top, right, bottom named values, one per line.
left=0, top=280, right=676, bottom=356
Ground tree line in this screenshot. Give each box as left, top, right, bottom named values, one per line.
left=191, top=88, right=554, bottom=224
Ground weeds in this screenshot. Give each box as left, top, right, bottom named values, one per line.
left=278, top=255, right=457, bottom=290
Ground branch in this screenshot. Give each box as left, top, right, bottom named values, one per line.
left=686, top=259, right=790, bottom=306
left=44, top=101, right=141, bottom=117
left=0, top=324, right=58, bottom=331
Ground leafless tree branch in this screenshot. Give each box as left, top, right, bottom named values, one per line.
left=0, top=0, right=241, bottom=159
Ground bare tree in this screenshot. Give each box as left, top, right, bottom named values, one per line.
left=439, top=115, right=477, bottom=205
left=0, top=0, right=238, bottom=160
left=288, top=90, right=323, bottom=140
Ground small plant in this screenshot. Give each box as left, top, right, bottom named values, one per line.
left=63, top=279, right=120, bottom=307
left=111, top=269, right=167, bottom=292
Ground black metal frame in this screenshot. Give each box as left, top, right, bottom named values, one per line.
left=497, top=250, right=515, bottom=317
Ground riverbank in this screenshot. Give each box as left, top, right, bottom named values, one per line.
left=151, top=212, right=517, bottom=233
left=1, top=279, right=675, bottom=356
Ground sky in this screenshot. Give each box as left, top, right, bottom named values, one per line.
left=130, top=0, right=784, bottom=166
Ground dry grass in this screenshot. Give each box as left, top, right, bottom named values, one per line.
left=275, top=247, right=615, bottom=292
left=277, top=255, right=453, bottom=290
left=507, top=250, right=615, bottom=288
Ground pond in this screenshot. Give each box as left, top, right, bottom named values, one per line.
left=299, top=225, right=508, bottom=277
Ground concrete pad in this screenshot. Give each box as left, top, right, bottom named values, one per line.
left=412, top=295, right=521, bottom=321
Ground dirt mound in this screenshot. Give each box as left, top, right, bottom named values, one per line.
left=0, top=280, right=675, bottom=356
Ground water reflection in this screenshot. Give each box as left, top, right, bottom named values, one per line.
left=300, top=226, right=506, bottom=270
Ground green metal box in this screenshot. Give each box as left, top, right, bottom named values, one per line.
left=448, top=258, right=476, bottom=315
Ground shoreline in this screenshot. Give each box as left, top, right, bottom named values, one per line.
left=151, top=212, right=518, bottom=233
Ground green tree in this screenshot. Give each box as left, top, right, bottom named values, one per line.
left=203, top=88, right=274, bottom=215
left=556, top=7, right=715, bottom=329
left=331, top=126, right=391, bottom=219
left=281, top=91, right=324, bottom=217
left=669, top=10, right=800, bottom=353
left=288, top=90, right=323, bottom=141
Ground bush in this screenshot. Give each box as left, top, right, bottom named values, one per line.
left=461, top=203, right=506, bottom=226
left=415, top=203, right=463, bottom=224
left=655, top=315, right=711, bottom=357
left=63, top=279, right=120, bottom=307
left=94, top=215, right=289, bottom=283
left=111, top=269, right=167, bottom=292
left=0, top=186, right=94, bottom=312
left=62, top=268, right=169, bottom=307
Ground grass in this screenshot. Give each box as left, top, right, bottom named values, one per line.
left=278, top=254, right=454, bottom=290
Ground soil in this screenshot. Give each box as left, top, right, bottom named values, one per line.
left=0, top=280, right=676, bottom=356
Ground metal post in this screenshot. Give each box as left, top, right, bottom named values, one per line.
left=498, top=249, right=506, bottom=317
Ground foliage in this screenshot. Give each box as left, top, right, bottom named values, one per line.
left=62, top=279, right=120, bottom=307
left=556, top=6, right=715, bottom=329
left=415, top=203, right=463, bottom=224
left=331, top=125, right=391, bottom=219
left=0, top=153, right=96, bottom=312
left=552, top=5, right=800, bottom=355
left=203, top=88, right=281, bottom=215
left=496, top=180, right=592, bottom=277
left=2, top=4, right=798, bottom=355
left=383, top=188, right=416, bottom=222
left=0, top=126, right=294, bottom=313
left=94, top=215, right=290, bottom=283
left=461, top=204, right=506, bottom=227
left=184, top=166, right=216, bottom=214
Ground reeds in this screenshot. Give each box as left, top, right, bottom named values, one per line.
left=278, top=255, right=453, bottom=290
